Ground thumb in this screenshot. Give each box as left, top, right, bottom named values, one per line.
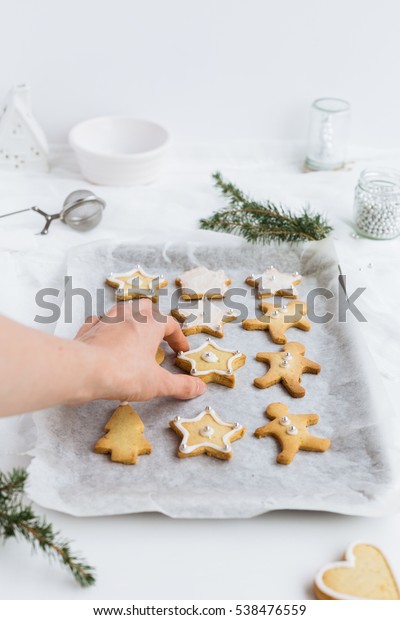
left=156, top=368, right=206, bottom=400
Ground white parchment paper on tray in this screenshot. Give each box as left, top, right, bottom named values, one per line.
left=27, top=236, right=400, bottom=518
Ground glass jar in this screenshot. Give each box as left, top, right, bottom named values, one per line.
left=354, top=168, right=400, bottom=239
left=305, top=98, right=351, bottom=171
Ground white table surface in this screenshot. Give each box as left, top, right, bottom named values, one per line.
left=0, top=141, right=399, bottom=600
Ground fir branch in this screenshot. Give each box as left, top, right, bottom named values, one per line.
left=0, top=468, right=95, bottom=587
left=199, top=171, right=333, bottom=243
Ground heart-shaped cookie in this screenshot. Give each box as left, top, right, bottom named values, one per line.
left=314, top=542, right=400, bottom=600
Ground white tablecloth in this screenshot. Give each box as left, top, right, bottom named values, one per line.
left=0, top=141, right=399, bottom=599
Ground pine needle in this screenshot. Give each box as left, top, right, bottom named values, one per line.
left=0, top=468, right=95, bottom=587
left=199, top=171, right=333, bottom=243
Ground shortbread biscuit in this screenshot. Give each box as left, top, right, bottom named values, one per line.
left=175, top=266, right=231, bottom=299
left=254, top=341, right=320, bottom=398
left=94, top=403, right=152, bottom=464
left=245, top=265, right=301, bottom=298
left=314, top=542, right=400, bottom=600
left=242, top=300, right=310, bottom=344
left=255, top=402, right=330, bottom=465
left=169, top=405, right=245, bottom=459
left=172, top=298, right=238, bottom=338
left=105, top=264, right=168, bottom=302
left=175, top=338, right=246, bottom=388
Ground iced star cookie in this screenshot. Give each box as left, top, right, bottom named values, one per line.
left=94, top=402, right=152, bottom=464
left=255, top=402, right=330, bottom=465
left=246, top=265, right=301, bottom=298
left=175, top=266, right=231, bottom=299
left=254, top=341, right=320, bottom=398
left=242, top=300, right=310, bottom=344
left=314, top=542, right=400, bottom=600
left=171, top=298, right=238, bottom=338
left=169, top=405, right=245, bottom=459
left=105, top=264, right=168, bottom=301
left=175, top=338, right=246, bottom=387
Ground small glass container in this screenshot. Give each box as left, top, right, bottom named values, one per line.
left=305, top=98, right=351, bottom=171
left=354, top=168, right=400, bottom=239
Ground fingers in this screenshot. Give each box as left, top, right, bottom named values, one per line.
left=75, top=315, right=101, bottom=338
left=156, top=368, right=206, bottom=400
left=162, top=315, right=189, bottom=353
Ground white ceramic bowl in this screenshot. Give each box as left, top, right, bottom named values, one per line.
left=69, top=117, right=170, bottom=186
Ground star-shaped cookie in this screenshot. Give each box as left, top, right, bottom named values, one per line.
left=246, top=265, right=301, bottom=298
left=169, top=405, right=245, bottom=459
left=175, top=338, right=246, bottom=387
left=171, top=298, right=238, bottom=338
left=254, top=341, right=320, bottom=398
left=176, top=266, right=231, bottom=299
left=255, top=402, right=330, bottom=464
left=156, top=346, right=165, bottom=365
left=105, top=264, right=168, bottom=301
left=242, top=300, right=310, bottom=344
left=94, top=403, right=152, bottom=464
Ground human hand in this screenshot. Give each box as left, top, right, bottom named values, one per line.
left=74, top=300, right=206, bottom=403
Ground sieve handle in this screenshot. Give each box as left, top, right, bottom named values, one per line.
left=31, top=207, right=61, bottom=235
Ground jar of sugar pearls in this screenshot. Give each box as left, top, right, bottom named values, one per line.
left=354, top=168, right=400, bottom=239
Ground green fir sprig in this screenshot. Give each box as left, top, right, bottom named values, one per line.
left=199, top=172, right=333, bottom=243
left=0, top=468, right=95, bottom=587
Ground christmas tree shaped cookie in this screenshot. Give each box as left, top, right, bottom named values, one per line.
left=254, top=341, right=320, bottom=398
left=242, top=300, right=310, bottom=344
left=172, top=298, right=238, bottom=338
left=105, top=264, right=168, bottom=301
left=255, top=402, right=330, bottom=465
left=175, top=266, right=231, bottom=299
left=175, top=338, right=246, bottom=387
left=245, top=266, right=301, bottom=298
left=94, top=403, right=152, bottom=464
left=170, top=406, right=245, bottom=459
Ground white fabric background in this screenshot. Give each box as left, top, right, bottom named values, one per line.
left=1, top=0, right=400, bottom=148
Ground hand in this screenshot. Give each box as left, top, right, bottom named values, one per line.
left=74, top=300, right=206, bottom=403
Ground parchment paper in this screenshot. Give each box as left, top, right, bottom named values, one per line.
left=27, top=236, right=400, bottom=517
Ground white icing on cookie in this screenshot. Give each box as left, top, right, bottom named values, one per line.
left=107, top=265, right=167, bottom=294
left=178, top=298, right=238, bottom=331
left=201, top=351, right=219, bottom=363
left=314, top=542, right=394, bottom=601
left=172, top=406, right=243, bottom=455
left=177, top=339, right=243, bottom=376
left=200, top=425, right=215, bottom=438
left=249, top=267, right=301, bottom=296
left=178, top=266, right=230, bottom=297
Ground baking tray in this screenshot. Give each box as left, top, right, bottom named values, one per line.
left=27, top=237, right=397, bottom=517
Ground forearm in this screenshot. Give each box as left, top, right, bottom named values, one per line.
left=0, top=316, right=103, bottom=416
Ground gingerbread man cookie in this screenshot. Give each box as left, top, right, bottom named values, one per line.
left=172, top=298, right=238, bottom=338
left=242, top=300, right=310, bottom=344
left=255, top=402, right=330, bottom=465
left=254, top=342, right=320, bottom=398
left=175, top=338, right=246, bottom=387
left=94, top=402, right=152, bottom=464
left=105, top=264, right=168, bottom=302
left=169, top=405, right=245, bottom=459
left=175, top=266, right=231, bottom=299
left=245, top=265, right=301, bottom=298
left=314, top=542, right=400, bottom=600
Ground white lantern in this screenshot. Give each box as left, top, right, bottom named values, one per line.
left=0, top=84, right=49, bottom=172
